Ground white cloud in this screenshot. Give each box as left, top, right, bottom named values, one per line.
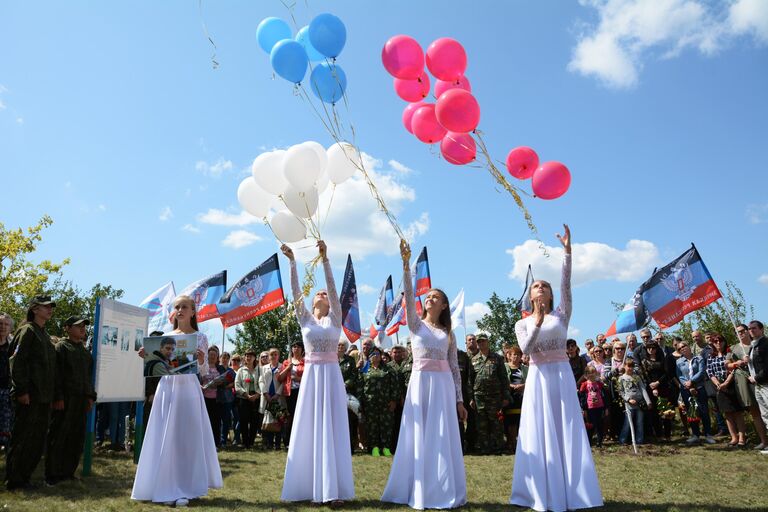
left=746, top=203, right=768, bottom=224
left=196, top=158, right=234, bottom=178
left=759, top=274, right=768, bottom=286
left=289, top=151, right=430, bottom=262
left=568, top=327, right=582, bottom=338
left=222, top=230, right=262, bottom=249
left=0, top=100, right=5, bottom=110
left=197, top=208, right=261, bottom=226
left=15, top=117, right=23, bottom=124
left=358, top=284, right=377, bottom=295
left=465, top=301, right=491, bottom=333
left=506, top=239, right=659, bottom=287
left=97, top=204, right=106, bottom=212
left=569, top=0, right=768, bottom=88
left=182, top=224, right=201, bottom=234
left=388, top=159, right=414, bottom=174
left=159, top=206, right=173, bottom=222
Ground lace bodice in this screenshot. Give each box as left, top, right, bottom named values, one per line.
left=290, top=258, right=342, bottom=354
left=403, top=266, right=463, bottom=403
left=515, top=254, right=572, bottom=355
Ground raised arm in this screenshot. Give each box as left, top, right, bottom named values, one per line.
left=282, top=244, right=310, bottom=324
left=556, top=224, right=573, bottom=322
left=448, top=331, right=463, bottom=403
left=400, top=240, right=420, bottom=331
left=319, top=241, right=342, bottom=328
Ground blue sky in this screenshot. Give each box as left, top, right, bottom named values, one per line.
left=2, top=1, right=767, bottom=352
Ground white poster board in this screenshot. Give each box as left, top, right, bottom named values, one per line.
left=94, top=298, right=147, bottom=402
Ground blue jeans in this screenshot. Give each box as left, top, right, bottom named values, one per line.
left=619, top=407, right=645, bottom=444
left=109, top=402, right=130, bottom=447
left=681, top=387, right=712, bottom=437
left=220, top=401, right=234, bottom=445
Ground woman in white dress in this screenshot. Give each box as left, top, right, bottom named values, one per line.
left=510, top=225, right=603, bottom=512
left=382, top=240, right=468, bottom=510
left=280, top=240, right=354, bottom=506
left=132, top=295, right=223, bottom=507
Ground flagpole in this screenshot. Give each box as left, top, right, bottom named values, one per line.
left=221, top=326, right=226, bottom=354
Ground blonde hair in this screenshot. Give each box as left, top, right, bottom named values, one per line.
left=172, top=295, right=198, bottom=330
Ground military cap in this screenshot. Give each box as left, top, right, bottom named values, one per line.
left=63, top=315, right=90, bottom=327
left=476, top=333, right=490, bottom=342
left=29, top=295, right=56, bottom=307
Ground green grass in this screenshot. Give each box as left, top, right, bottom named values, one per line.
left=2, top=440, right=767, bottom=511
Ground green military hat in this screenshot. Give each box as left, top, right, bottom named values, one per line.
left=63, top=316, right=89, bottom=327
left=29, top=295, right=56, bottom=307
left=476, top=333, right=489, bottom=342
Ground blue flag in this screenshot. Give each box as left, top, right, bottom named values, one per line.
left=177, top=270, right=227, bottom=323
left=340, top=254, right=361, bottom=343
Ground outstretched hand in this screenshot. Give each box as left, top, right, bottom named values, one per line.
left=557, top=224, right=571, bottom=254
left=400, top=239, right=411, bottom=268
left=317, top=240, right=328, bottom=261
left=281, top=244, right=295, bottom=261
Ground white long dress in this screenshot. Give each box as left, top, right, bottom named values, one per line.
left=510, top=254, right=603, bottom=511
left=132, top=331, right=223, bottom=503
left=382, top=267, right=467, bottom=510
left=281, top=258, right=355, bottom=503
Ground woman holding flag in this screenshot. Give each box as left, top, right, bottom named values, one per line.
left=279, top=241, right=354, bottom=507
left=382, top=239, right=468, bottom=510
left=132, top=295, right=223, bottom=507
left=510, top=225, right=603, bottom=512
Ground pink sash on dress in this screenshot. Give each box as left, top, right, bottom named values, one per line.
left=529, top=350, right=568, bottom=366
left=412, top=358, right=450, bottom=372
left=305, top=351, right=338, bottom=364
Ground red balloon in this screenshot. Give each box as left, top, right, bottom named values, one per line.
left=426, top=38, right=467, bottom=81
left=435, top=89, right=480, bottom=133
left=441, top=132, right=476, bottom=165
left=411, top=104, right=447, bottom=144
left=382, top=35, right=424, bottom=80
left=506, top=147, right=539, bottom=180
left=402, top=101, right=426, bottom=133
left=434, top=75, right=471, bottom=99
left=394, top=72, right=430, bottom=102
left=532, top=161, right=571, bottom=200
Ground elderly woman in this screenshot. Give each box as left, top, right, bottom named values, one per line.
left=259, top=348, right=286, bottom=451
left=603, top=340, right=627, bottom=441
left=235, top=349, right=261, bottom=449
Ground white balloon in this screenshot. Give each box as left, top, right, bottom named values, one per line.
left=283, top=144, right=322, bottom=192
left=326, top=142, right=360, bottom=184
left=315, top=168, right=330, bottom=193
left=236, top=177, right=271, bottom=218
left=271, top=210, right=306, bottom=243
left=301, top=141, right=328, bottom=173
left=282, top=185, right=319, bottom=219
left=252, top=150, right=288, bottom=195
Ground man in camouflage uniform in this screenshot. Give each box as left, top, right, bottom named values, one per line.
left=361, top=348, right=398, bottom=456
left=5, top=295, right=58, bottom=490
left=468, top=333, right=511, bottom=455
left=338, top=339, right=360, bottom=454
left=461, top=333, right=480, bottom=453
left=45, top=316, right=97, bottom=484
left=387, top=344, right=408, bottom=450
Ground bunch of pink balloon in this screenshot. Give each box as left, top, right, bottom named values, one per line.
left=505, top=146, right=571, bottom=200
left=382, top=35, right=479, bottom=166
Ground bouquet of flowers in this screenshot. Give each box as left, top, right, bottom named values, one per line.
left=656, top=397, right=677, bottom=420
left=686, top=395, right=701, bottom=424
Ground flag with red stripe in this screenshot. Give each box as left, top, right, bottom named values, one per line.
left=340, top=255, right=361, bottom=343
left=216, top=254, right=285, bottom=328
left=177, top=270, right=227, bottom=323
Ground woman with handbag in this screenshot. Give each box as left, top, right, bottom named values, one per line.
left=259, top=348, right=287, bottom=450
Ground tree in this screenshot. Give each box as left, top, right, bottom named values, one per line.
left=673, top=281, right=755, bottom=347
left=228, top=303, right=301, bottom=359
left=475, top=292, right=522, bottom=353
left=45, top=279, right=124, bottom=338
left=0, top=216, right=69, bottom=322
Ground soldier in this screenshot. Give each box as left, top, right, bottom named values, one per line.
left=45, top=316, right=97, bottom=484
left=5, top=295, right=58, bottom=490
left=456, top=344, right=473, bottom=453
left=338, top=338, right=361, bottom=454
left=361, top=348, right=398, bottom=456
left=467, top=333, right=511, bottom=455
left=387, top=344, right=408, bottom=451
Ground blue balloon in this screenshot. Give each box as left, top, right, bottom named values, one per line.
left=257, top=17, right=291, bottom=54
left=310, top=62, right=347, bottom=104
left=296, top=25, right=324, bottom=62
left=270, top=39, right=308, bottom=84
left=308, top=13, right=346, bottom=59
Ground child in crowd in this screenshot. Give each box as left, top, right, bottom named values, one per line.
left=579, top=366, right=606, bottom=447
left=617, top=359, right=651, bottom=445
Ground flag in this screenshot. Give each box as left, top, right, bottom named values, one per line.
left=604, top=280, right=650, bottom=336
left=518, top=265, right=534, bottom=318
left=641, top=244, right=722, bottom=329
left=372, top=275, right=394, bottom=334
left=177, top=270, right=227, bottom=323
left=340, top=255, right=361, bottom=343
left=139, top=281, right=176, bottom=334
left=413, top=247, right=431, bottom=296
left=217, top=254, right=285, bottom=328
left=385, top=292, right=406, bottom=336
left=450, top=288, right=465, bottom=331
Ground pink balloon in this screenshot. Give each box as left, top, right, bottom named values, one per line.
left=434, top=75, right=471, bottom=99
left=506, top=147, right=539, bottom=180
left=426, top=38, right=467, bottom=81
left=441, top=132, right=476, bottom=165
left=411, top=104, right=447, bottom=144
left=532, top=161, right=571, bottom=200
left=394, top=72, right=430, bottom=102
left=435, top=89, right=480, bottom=133
left=402, top=101, right=426, bottom=133
left=382, top=35, right=424, bottom=80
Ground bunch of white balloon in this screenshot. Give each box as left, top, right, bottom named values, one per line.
left=237, top=140, right=361, bottom=243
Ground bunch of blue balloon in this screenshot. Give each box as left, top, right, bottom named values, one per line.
left=257, top=14, right=348, bottom=105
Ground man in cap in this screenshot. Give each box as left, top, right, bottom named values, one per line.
left=5, top=295, right=58, bottom=490
left=45, top=316, right=97, bottom=485
left=467, top=333, right=511, bottom=455
left=460, top=334, right=479, bottom=453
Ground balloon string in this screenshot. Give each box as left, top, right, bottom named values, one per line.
left=198, top=0, right=219, bottom=69
left=471, top=131, right=547, bottom=256
left=301, top=254, right=323, bottom=298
